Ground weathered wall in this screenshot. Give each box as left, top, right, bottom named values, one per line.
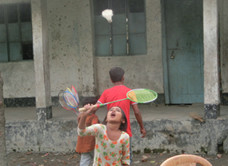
left=0, top=0, right=228, bottom=99
left=47, top=0, right=82, bottom=96
left=219, top=0, right=228, bottom=93
left=96, top=0, right=163, bottom=94
left=0, top=0, right=29, bottom=3
left=6, top=120, right=77, bottom=152
left=0, top=0, right=163, bottom=99
left=0, top=62, right=35, bottom=98
left=0, top=0, right=94, bottom=98
left=47, top=0, right=97, bottom=97
left=5, top=119, right=228, bottom=155
left=131, top=120, right=228, bottom=155
left=0, top=0, right=35, bottom=98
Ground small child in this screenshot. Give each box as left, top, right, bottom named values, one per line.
left=76, top=98, right=99, bottom=166
left=78, top=105, right=130, bottom=166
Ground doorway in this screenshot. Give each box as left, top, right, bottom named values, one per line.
left=162, top=0, right=204, bottom=104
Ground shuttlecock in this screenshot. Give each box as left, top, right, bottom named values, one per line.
left=102, top=9, right=113, bottom=23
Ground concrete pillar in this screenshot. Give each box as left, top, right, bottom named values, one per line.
left=32, top=0, right=52, bottom=120
left=78, top=0, right=97, bottom=97
left=203, top=0, right=220, bottom=119
left=0, top=72, right=7, bottom=166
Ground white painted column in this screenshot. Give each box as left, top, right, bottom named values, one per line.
left=32, top=0, right=52, bottom=120
left=203, top=0, right=220, bottom=119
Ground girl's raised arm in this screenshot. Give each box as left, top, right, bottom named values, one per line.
left=78, top=104, right=101, bottom=137
left=78, top=104, right=93, bottom=129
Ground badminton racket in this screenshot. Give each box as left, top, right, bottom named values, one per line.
left=78, top=88, right=158, bottom=112
left=64, top=87, right=79, bottom=108
left=58, top=85, right=80, bottom=115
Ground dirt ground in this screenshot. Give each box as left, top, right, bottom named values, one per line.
left=6, top=151, right=228, bottom=166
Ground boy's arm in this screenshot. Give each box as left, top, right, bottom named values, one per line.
left=132, top=104, right=146, bottom=138
left=95, top=90, right=106, bottom=111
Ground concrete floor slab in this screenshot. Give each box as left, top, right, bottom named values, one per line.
left=3, top=104, right=228, bottom=154
left=4, top=104, right=228, bottom=122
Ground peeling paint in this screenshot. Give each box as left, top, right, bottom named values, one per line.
left=4, top=118, right=228, bottom=155
left=0, top=0, right=227, bottom=101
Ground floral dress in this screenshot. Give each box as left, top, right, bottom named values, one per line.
left=78, top=124, right=130, bottom=166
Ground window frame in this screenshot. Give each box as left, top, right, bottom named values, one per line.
left=0, top=3, right=33, bottom=62
left=93, top=0, right=147, bottom=57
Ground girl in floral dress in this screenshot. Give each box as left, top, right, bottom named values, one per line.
left=78, top=105, right=130, bottom=166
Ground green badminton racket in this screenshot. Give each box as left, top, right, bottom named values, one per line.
left=78, top=88, right=158, bottom=112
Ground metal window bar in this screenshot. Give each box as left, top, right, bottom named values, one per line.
left=4, top=5, right=10, bottom=61
left=0, top=5, right=8, bottom=62
left=108, top=0, right=113, bottom=55
left=128, top=0, right=146, bottom=55
left=7, top=4, right=21, bottom=61
left=126, top=0, right=129, bottom=55
left=110, top=0, right=128, bottom=56
left=18, top=4, right=22, bottom=59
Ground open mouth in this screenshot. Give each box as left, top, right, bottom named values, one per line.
left=111, top=112, right=116, bottom=118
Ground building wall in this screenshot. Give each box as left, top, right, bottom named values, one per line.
left=6, top=118, right=228, bottom=155
left=96, top=0, right=163, bottom=94
left=0, top=0, right=29, bottom=4
left=0, top=0, right=163, bottom=99
left=0, top=62, right=35, bottom=98
left=47, top=0, right=163, bottom=96
left=220, top=0, right=228, bottom=93
left=0, top=0, right=93, bottom=98
left=47, top=0, right=86, bottom=96
left=0, top=0, right=34, bottom=99
left=0, top=0, right=228, bottom=100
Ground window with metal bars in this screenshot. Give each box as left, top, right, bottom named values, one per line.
left=0, top=3, right=33, bottom=62
left=94, top=0, right=147, bottom=56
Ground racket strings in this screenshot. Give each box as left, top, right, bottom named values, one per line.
left=71, top=86, right=79, bottom=104
left=58, top=86, right=80, bottom=116
left=64, top=91, right=79, bottom=108
left=59, top=91, right=73, bottom=110
left=127, top=89, right=158, bottom=103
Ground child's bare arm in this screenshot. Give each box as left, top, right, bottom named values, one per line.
left=78, top=104, right=93, bottom=129
left=132, top=104, right=146, bottom=138
left=122, top=135, right=130, bottom=165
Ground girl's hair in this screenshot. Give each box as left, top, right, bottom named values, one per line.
left=102, top=107, right=128, bottom=132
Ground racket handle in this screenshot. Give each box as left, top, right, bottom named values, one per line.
left=78, top=104, right=100, bottom=112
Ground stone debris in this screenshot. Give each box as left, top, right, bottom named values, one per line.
left=189, top=112, right=205, bottom=122
left=141, top=155, right=149, bottom=162
left=217, top=154, right=222, bottom=159
left=41, top=152, right=49, bottom=157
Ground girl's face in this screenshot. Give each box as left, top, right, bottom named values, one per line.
left=107, top=107, right=123, bottom=123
